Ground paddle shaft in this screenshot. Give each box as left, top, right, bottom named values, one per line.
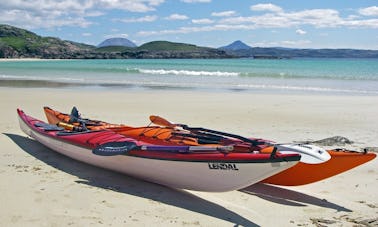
left=150, top=115, right=264, bottom=146
left=93, top=141, right=234, bottom=156
left=183, top=126, right=264, bottom=146
left=140, top=145, right=234, bottom=152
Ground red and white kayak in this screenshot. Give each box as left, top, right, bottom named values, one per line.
left=43, top=106, right=376, bottom=186
left=18, top=109, right=301, bottom=192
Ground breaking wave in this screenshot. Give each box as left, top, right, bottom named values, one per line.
left=139, top=69, right=239, bottom=77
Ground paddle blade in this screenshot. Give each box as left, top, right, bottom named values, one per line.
left=93, top=141, right=138, bottom=156
left=150, top=115, right=176, bottom=127
left=69, top=106, right=80, bottom=123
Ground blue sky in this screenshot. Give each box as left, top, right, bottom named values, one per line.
left=1, top=0, right=377, bottom=49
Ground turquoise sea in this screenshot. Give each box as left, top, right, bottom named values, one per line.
left=1, top=58, right=377, bottom=95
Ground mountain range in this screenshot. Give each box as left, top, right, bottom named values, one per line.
left=220, top=40, right=378, bottom=58
left=1, top=24, right=377, bottom=59
left=0, top=24, right=230, bottom=59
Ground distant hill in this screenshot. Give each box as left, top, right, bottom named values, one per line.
left=1, top=25, right=378, bottom=59
left=134, top=41, right=232, bottom=58
left=95, top=40, right=233, bottom=58
left=96, top=46, right=134, bottom=53
left=0, top=24, right=231, bottom=59
left=139, top=41, right=202, bottom=51
left=97, top=38, right=137, bottom=48
left=0, top=24, right=94, bottom=58
left=219, top=40, right=251, bottom=51
left=220, top=40, right=378, bottom=58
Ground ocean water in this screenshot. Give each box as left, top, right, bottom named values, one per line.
left=1, top=58, right=377, bottom=95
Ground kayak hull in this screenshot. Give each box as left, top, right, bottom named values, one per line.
left=44, top=106, right=376, bottom=186
left=261, top=150, right=376, bottom=186
left=19, top=109, right=300, bottom=192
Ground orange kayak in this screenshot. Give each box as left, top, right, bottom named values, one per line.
left=43, top=106, right=376, bottom=186
left=261, top=147, right=376, bottom=186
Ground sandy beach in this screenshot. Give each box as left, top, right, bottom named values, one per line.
left=1, top=87, right=377, bottom=226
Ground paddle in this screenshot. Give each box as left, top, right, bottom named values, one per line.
left=150, top=115, right=264, bottom=146
left=67, top=106, right=87, bottom=130
left=92, top=141, right=234, bottom=156
left=171, top=131, right=224, bottom=144
left=69, top=106, right=107, bottom=127
left=149, top=115, right=331, bottom=163
left=34, top=122, right=64, bottom=131
left=150, top=115, right=176, bottom=128
left=69, top=106, right=80, bottom=123
left=57, top=122, right=85, bottom=132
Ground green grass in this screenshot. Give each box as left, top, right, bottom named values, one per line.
left=96, top=46, right=135, bottom=52
left=138, top=41, right=202, bottom=51
left=0, top=37, right=27, bottom=50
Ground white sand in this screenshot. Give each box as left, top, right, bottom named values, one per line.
left=1, top=87, right=377, bottom=226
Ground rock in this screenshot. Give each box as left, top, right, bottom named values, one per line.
left=310, top=136, right=353, bottom=146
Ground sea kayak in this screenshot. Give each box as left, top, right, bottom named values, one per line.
left=43, top=106, right=376, bottom=186
left=18, top=109, right=301, bottom=192
left=44, top=106, right=261, bottom=152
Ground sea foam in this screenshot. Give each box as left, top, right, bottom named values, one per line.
left=139, top=69, right=238, bottom=77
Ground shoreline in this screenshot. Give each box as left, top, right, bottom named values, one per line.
left=1, top=81, right=378, bottom=96
left=0, top=58, right=63, bottom=62
left=1, top=58, right=378, bottom=96
left=1, top=88, right=377, bottom=226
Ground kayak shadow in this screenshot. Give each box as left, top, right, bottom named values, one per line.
left=240, top=183, right=352, bottom=212
left=5, top=133, right=257, bottom=227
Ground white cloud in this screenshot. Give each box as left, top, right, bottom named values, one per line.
left=137, top=4, right=378, bottom=38
left=104, top=33, right=129, bottom=39
left=219, top=15, right=290, bottom=28
left=98, top=0, right=158, bottom=12
left=252, top=40, right=311, bottom=48
left=347, top=15, right=360, bottom=20
left=181, top=0, right=211, bottom=3
left=192, top=18, right=214, bottom=24
left=0, top=1, right=164, bottom=14
left=0, top=9, right=92, bottom=29
left=137, top=23, right=255, bottom=37
left=281, top=40, right=311, bottom=46
left=165, top=14, right=189, bottom=20
left=211, top=11, right=236, bottom=17
left=296, top=29, right=307, bottom=35
left=82, top=32, right=92, bottom=37
left=359, top=6, right=378, bottom=16
left=283, top=9, right=341, bottom=27
left=2, top=1, right=377, bottom=43
left=250, top=3, right=283, bottom=13
left=0, top=0, right=164, bottom=29
left=340, top=18, right=378, bottom=28
left=118, top=15, right=158, bottom=23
